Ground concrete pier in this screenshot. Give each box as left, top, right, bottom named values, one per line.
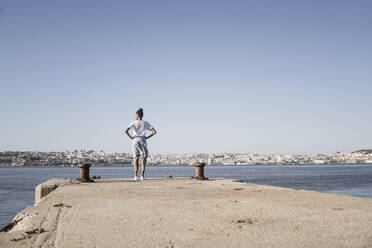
left=1, top=178, right=372, bottom=248
left=34, top=179, right=77, bottom=205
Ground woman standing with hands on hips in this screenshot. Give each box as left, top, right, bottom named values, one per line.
left=125, top=108, right=157, bottom=181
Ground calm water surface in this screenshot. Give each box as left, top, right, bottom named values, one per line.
left=1, top=164, right=372, bottom=228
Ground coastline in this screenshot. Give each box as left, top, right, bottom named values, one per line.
left=1, top=178, right=372, bottom=247
left=1, top=162, right=372, bottom=167
left=2, top=150, right=372, bottom=167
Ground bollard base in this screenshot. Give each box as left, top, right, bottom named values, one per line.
left=191, top=176, right=208, bottom=180
left=76, top=177, right=95, bottom=183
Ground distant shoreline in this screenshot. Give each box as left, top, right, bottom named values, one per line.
left=1, top=150, right=372, bottom=167
left=0, top=149, right=372, bottom=167
left=1, top=162, right=372, bottom=167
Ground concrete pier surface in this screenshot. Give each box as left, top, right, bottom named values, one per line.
left=1, top=178, right=372, bottom=248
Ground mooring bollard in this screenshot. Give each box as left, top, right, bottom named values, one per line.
left=78, top=163, right=91, bottom=182
left=193, top=162, right=207, bottom=180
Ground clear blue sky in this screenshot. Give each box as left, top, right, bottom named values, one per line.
left=0, top=0, right=371, bottom=154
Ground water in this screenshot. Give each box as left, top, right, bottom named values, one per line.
left=1, top=164, right=372, bottom=228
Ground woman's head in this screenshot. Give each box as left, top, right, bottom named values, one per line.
left=136, top=108, right=144, bottom=120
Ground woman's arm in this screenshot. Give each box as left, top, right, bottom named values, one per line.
left=146, top=128, right=157, bottom=140
left=125, top=128, right=134, bottom=139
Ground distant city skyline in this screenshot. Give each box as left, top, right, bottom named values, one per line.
left=2, top=150, right=372, bottom=167
left=1, top=0, right=371, bottom=154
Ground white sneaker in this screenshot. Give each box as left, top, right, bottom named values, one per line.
left=140, top=176, right=145, bottom=181
left=133, top=176, right=138, bottom=181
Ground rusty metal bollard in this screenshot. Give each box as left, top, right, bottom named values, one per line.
left=192, top=162, right=207, bottom=180
left=77, top=163, right=91, bottom=182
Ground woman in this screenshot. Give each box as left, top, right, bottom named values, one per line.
left=125, top=108, right=157, bottom=181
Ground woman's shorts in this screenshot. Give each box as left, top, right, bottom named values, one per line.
left=132, top=136, right=148, bottom=158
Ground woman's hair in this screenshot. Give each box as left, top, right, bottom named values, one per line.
left=136, top=108, right=144, bottom=118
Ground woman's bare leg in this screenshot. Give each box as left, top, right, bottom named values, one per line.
left=134, top=156, right=140, bottom=177
left=141, top=157, right=146, bottom=177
